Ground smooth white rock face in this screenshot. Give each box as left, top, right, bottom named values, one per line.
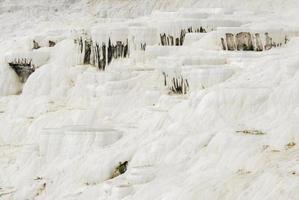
left=1, top=1, right=299, bottom=200
left=0, top=64, right=22, bottom=96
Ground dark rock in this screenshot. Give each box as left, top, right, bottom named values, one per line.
left=111, top=161, right=128, bottom=179
left=49, top=40, right=56, bottom=47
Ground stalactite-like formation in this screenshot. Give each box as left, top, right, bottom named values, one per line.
left=264, top=32, right=272, bottom=50
left=235, top=32, right=254, bottom=51
left=162, top=72, right=167, bottom=86
left=141, top=43, right=146, bottom=51
left=221, top=32, right=284, bottom=51
left=83, top=39, right=92, bottom=64
left=160, top=26, right=207, bottom=46
left=108, top=39, right=113, bottom=65
left=160, top=33, right=167, bottom=46
left=170, top=76, right=189, bottom=94
left=180, top=29, right=186, bottom=45
left=225, top=33, right=236, bottom=51
left=175, top=38, right=180, bottom=46
left=221, top=38, right=226, bottom=50
left=8, top=58, right=35, bottom=83
left=255, top=33, right=263, bottom=51
left=75, top=34, right=129, bottom=71
left=163, top=72, right=189, bottom=95
left=108, top=39, right=129, bottom=60
left=93, top=42, right=107, bottom=70
left=199, top=26, right=207, bottom=33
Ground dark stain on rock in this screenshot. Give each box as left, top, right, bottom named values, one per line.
left=8, top=58, right=35, bottom=83
left=235, top=32, right=254, bottom=51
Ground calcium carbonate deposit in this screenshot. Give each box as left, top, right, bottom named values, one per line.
left=1, top=0, right=299, bottom=199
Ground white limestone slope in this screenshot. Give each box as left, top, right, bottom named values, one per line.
left=1, top=0, right=299, bottom=200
